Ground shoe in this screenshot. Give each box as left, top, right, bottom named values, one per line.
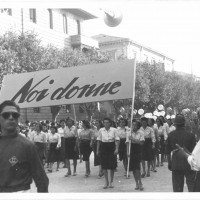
left=109, top=182, right=114, bottom=188
left=56, top=168, right=59, bottom=171
left=103, top=184, right=109, bottom=189
left=85, top=173, right=89, bottom=177
left=160, top=163, right=164, bottom=166
left=73, top=172, right=77, bottom=176
left=48, top=169, right=52, bottom=173
left=135, top=185, right=139, bottom=190
left=153, top=169, right=157, bottom=172
left=146, top=173, right=150, bottom=177
left=65, top=171, right=71, bottom=177
left=141, top=172, right=146, bottom=178
left=156, top=164, right=159, bottom=167
left=139, top=184, right=144, bottom=191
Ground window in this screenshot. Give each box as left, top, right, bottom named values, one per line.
left=0, top=8, right=12, bottom=15
left=33, top=107, right=40, bottom=113
left=63, top=14, right=68, bottom=34
left=76, top=20, right=81, bottom=35
left=29, top=9, right=36, bottom=23
left=48, top=9, right=53, bottom=29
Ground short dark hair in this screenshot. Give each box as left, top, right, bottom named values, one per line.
left=103, top=117, right=112, bottom=124
left=0, top=100, right=20, bottom=113
left=82, top=120, right=91, bottom=129
left=148, top=118, right=155, bottom=125
left=50, top=126, right=57, bottom=132
left=119, top=118, right=128, bottom=126
left=96, top=120, right=104, bottom=128
left=60, top=119, right=66, bottom=124
left=140, top=117, right=148, bottom=122
left=132, top=120, right=142, bottom=130
left=156, top=117, right=163, bottom=126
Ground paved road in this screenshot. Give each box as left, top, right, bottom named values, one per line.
left=30, top=153, right=188, bottom=193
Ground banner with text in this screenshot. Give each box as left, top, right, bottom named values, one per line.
left=0, top=59, right=135, bottom=108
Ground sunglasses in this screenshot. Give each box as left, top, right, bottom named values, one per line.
left=1, top=112, right=20, bottom=119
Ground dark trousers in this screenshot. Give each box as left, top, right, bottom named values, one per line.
left=194, top=171, right=200, bottom=192
left=172, top=170, right=195, bottom=192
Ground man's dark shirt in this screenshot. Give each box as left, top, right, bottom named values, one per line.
left=166, top=126, right=196, bottom=170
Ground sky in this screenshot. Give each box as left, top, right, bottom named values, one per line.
left=81, top=0, right=200, bottom=76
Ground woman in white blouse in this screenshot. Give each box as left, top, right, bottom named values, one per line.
left=118, top=118, right=130, bottom=176
left=47, top=126, right=61, bottom=172
left=156, top=117, right=167, bottom=166
left=126, top=120, right=144, bottom=191
left=79, top=120, right=93, bottom=177
left=97, top=118, right=119, bottom=189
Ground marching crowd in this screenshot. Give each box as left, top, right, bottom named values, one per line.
left=1, top=100, right=200, bottom=193
left=17, top=111, right=199, bottom=191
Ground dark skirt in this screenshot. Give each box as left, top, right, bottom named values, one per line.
left=65, top=137, right=79, bottom=160
left=80, top=140, right=92, bottom=161
left=142, top=138, right=153, bottom=161
left=34, top=142, right=46, bottom=162
left=100, top=142, right=117, bottom=170
left=129, top=143, right=142, bottom=171
left=47, top=143, right=62, bottom=163
left=159, top=135, right=165, bottom=154
left=93, top=140, right=101, bottom=166
left=119, top=138, right=127, bottom=161
left=194, top=171, right=200, bottom=192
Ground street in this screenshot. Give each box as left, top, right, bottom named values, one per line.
left=30, top=153, right=188, bottom=193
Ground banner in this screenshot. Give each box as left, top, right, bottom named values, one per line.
left=0, top=59, right=135, bottom=108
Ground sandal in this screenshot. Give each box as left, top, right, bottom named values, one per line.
left=141, top=172, right=146, bottom=178
left=109, top=182, right=114, bottom=188
left=135, top=185, right=139, bottom=190
left=103, top=184, right=109, bottom=189
left=65, top=171, right=71, bottom=177
left=139, top=184, right=144, bottom=191
left=73, top=172, right=77, bottom=176
left=48, top=169, right=52, bottom=173
left=146, top=173, right=150, bottom=177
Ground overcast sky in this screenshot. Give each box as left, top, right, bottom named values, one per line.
left=82, top=0, right=200, bottom=76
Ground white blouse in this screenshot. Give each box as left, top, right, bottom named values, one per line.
left=97, top=127, right=120, bottom=142
left=47, top=132, right=61, bottom=148
left=64, top=126, right=77, bottom=138
left=126, top=130, right=145, bottom=143
left=117, top=127, right=130, bottom=139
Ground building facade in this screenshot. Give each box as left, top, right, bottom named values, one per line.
left=92, top=34, right=175, bottom=71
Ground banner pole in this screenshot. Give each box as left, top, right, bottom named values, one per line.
left=127, top=58, right=137, bottom=178
left=72, top=104, right=77, bottom=125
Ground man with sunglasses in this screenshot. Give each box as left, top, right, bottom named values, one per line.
left=0, top=100, right=49, bottom=193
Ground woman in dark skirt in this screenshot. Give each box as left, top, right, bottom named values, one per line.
left=47, top=126, right=62, bottom=172
left=127, top=120, right=144, bottom=191
left=91, top=120, right=104, bottom=178
left=140, top=117, right=156, bottom=178
left=79, top=120, right=93, bottom=177
left=64, top=118, right=79, bottom=177
left=117, top=118, right=130, bottom=176
left=97, top=118, right=120, bottom=189
left=156, top=117, right=167, bottom=167
left=31, top=122, right=47, bottom=165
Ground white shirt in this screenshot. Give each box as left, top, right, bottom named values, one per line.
left=31, top=131, right=47, bottom=143
left=156, top=125, right=168, bottom=141
left=47, top=132, right=61, bottom=148
left=57, top=127, right=65, bottom=137
left=64, top=126, right=77, bottom=138
left=117, top=127, right=130, bottom=139
left=169, top=125, right=176, bottom=133
left=187, top=140, right=200, bottom=171
left=97, top=127, right=120, bottom=142
left=126, top=129, right=145, bottom=143
left=140, top=126, right=156, bottom=143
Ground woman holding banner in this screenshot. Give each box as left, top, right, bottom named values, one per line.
left=79, top=120, right=93, bottom=177
left=97, top=118, right=119, bottom=189
left=126, top=119, right=144, bottom=190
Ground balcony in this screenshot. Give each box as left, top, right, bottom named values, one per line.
left=70, top=34, right=99, bottom=49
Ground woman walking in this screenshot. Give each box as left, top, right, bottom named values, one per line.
left=140, top=117, right=155, bottom=178
left=91, top=120, right=104, bottom=178
left=156, top=117, right=167, bottom=167
left=31, top=122, right=47, bottom=165
left=126, top=120, right=144, bottom=191
left=64, top=118, right=79, bottom=177
left=47, top=126, right=61, bottom=172
left=117, top=118, right=129, bottom=176
left=79, top=120, right=93, bottom=177
left=97, top=118, right=119, bottom=189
